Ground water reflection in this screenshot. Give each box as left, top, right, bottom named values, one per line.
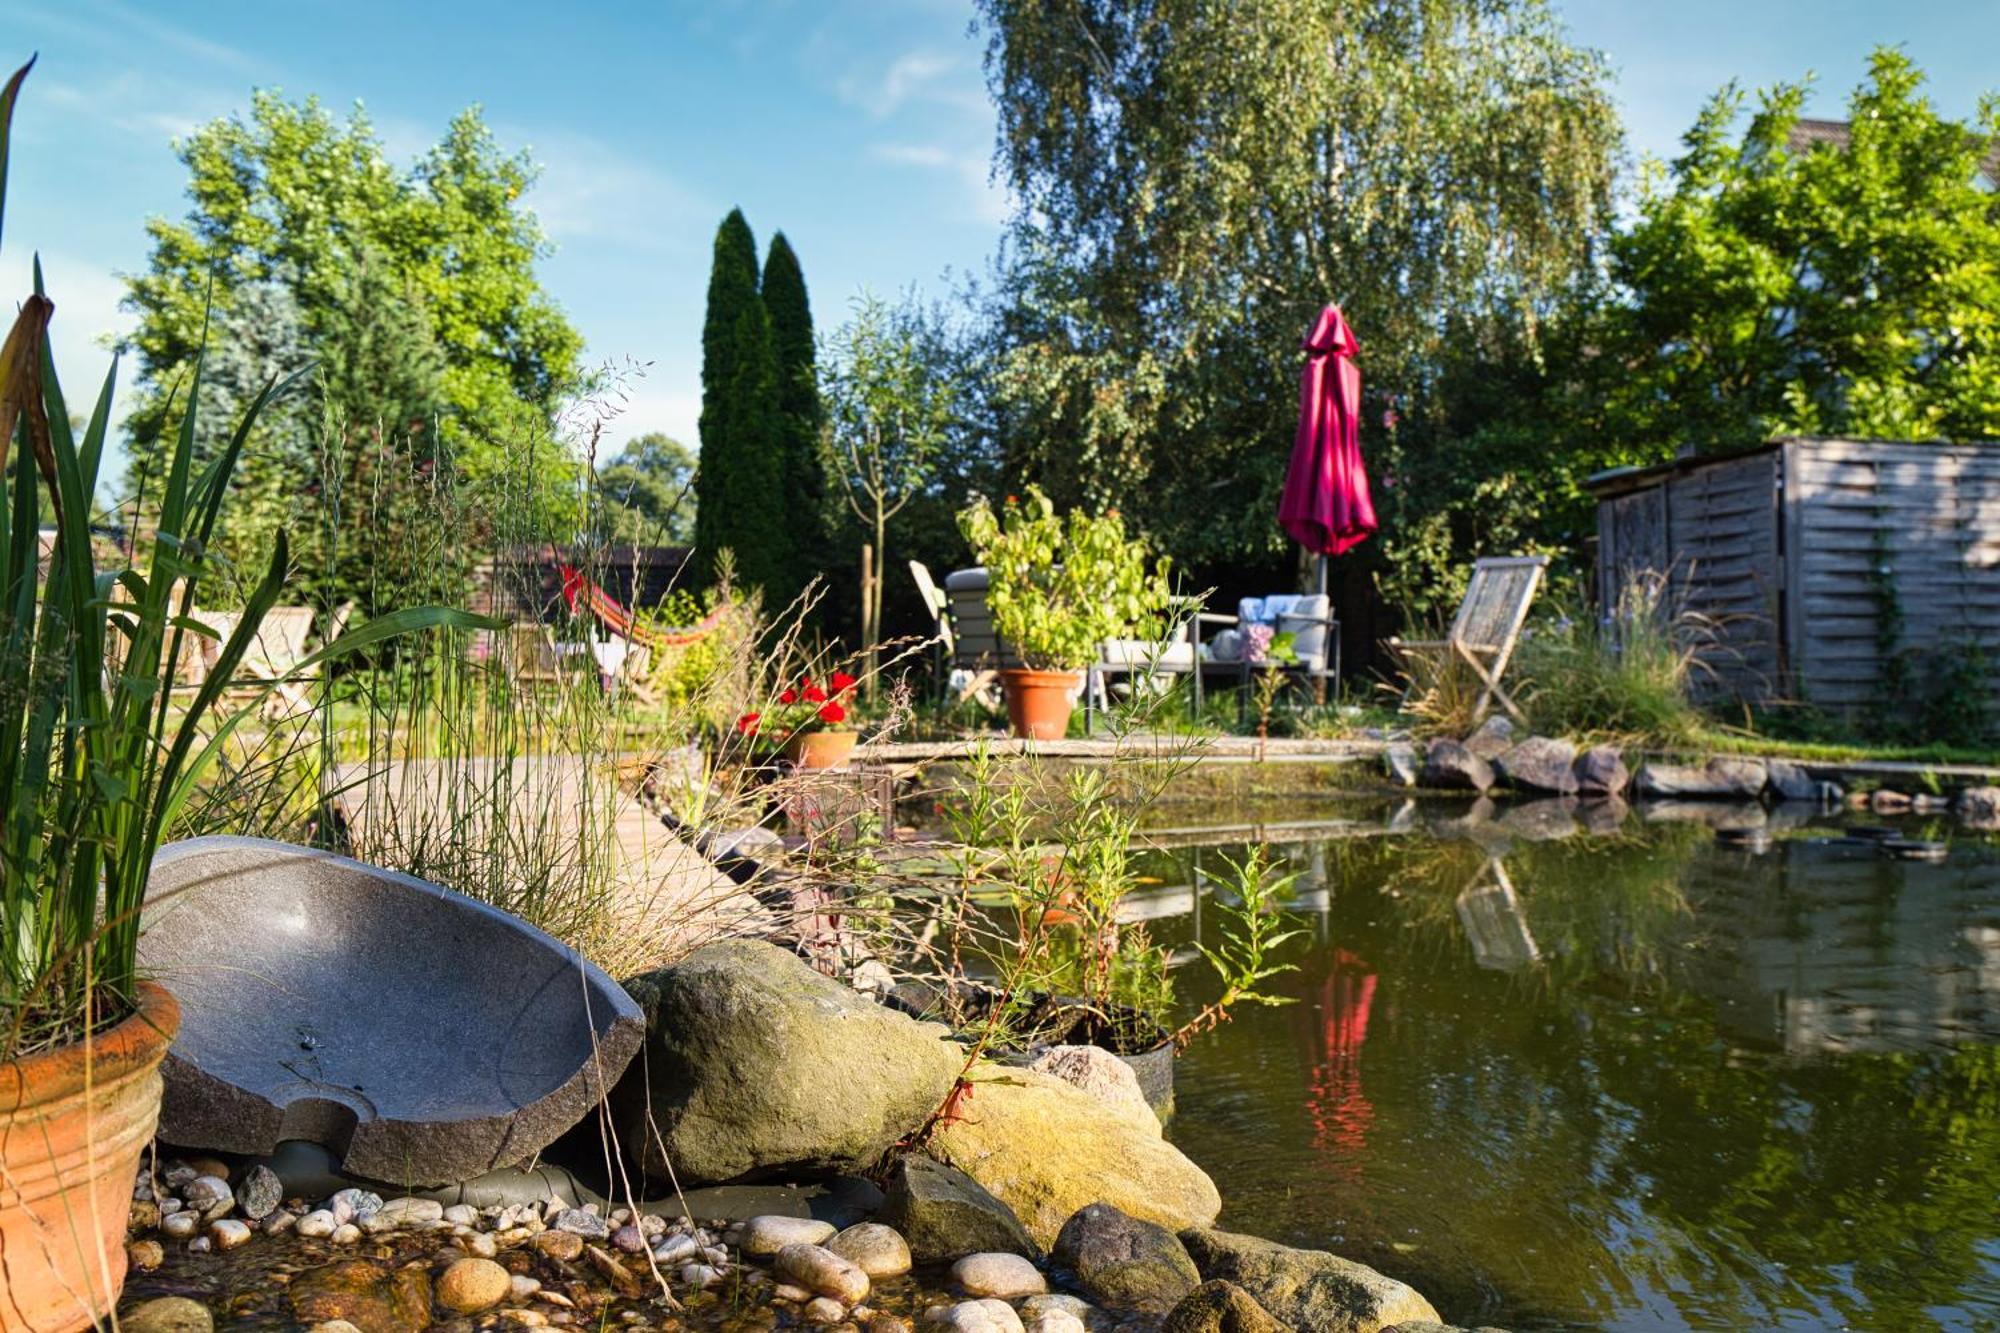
left=1136, top=809, right=2000, bottom=1331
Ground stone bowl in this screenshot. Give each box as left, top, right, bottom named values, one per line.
left=140, top=836, right=645, bottom=1186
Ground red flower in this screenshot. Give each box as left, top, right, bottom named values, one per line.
left=734, top=712, right=760, bottom=735
left=830, top=671, right=858, bottom=695
left=778, top=688, right=798, bottom=704
left=817, top=701, right=847, bottom=725
left=803, top=681, right=828, bottom=703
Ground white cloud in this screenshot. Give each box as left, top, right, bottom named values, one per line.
left=0, top=253, right=133, bottom=392
left=837, top=48, right=986, bottom=119
left=509, top=126, right=712, bottom=255
left=870, top=142, right=1010, bottom=225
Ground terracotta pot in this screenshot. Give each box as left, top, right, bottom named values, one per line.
left=785, top=729, right=858, bottom=770
left=1001, top=668, right=1080, bottom=741
left=0, top=982, right=178, bottom=1332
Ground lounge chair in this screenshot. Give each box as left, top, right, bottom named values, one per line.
left=1390, top=555, right=1548, bottom=724
left=1209, top=593, right=1341, bottom=720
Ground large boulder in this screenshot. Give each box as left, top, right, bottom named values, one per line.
left=880, top=1154, right=1040, bottom=1261
left=1494, top=737, right=1578, bottom=795
left=1463, top=716, right=1515, bottom=761
left=1162, top=1280, right=1287, bottom=1333
left=611, top=940, right=964, bottom=1184
left=930, top=1065, right=1221, bottom=1247
left=1421, top=740, right=1494, bottom=793
left=1633, top=758, right=1767, bottom=800
left=1573, top=745, right=1629, bottom=798
left=1052, top=1202, right=1202, bottom=1312
left=1179, top=1228, right=1439, bottom=1333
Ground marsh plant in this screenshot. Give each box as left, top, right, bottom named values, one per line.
left=1517, top=569, right=1716, bottom=744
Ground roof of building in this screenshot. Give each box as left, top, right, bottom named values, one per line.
left=1786, top=117, right=2000, bottom=184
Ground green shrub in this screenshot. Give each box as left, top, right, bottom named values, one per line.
left=1516, top=571, right=1710, bottom=744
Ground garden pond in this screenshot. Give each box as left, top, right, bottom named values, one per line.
left=1138, top=798, right=2000, bottom=1331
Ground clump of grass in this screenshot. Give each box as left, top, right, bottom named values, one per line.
left=1516, top=570, right=1712, bottom=745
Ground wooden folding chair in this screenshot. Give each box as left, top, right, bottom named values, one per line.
left=1391, top=555, right=1547, bottom=724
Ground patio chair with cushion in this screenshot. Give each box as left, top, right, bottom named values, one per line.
left=1208, top=593, right=1341, bottom=720
left=1390, top=554, right=1548, bottom=724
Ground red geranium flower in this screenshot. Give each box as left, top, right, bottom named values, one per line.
left=778, top=688, right=798, bottom=704
left=734, top=712, right=760, bottom=735
left=830, top=671, right=858, bottom=694
left=817, top=701, right=847, bottom=725
left=803, top=681, right=828, bottom=703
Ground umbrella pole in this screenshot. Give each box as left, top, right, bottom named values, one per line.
left=1315, top=553, right=1330, bottom=706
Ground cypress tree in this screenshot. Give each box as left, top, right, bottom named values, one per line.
left=694, top=209, right=762, bottom=587
left=761, top=233, right=824, bottom=605
left=720, top=298, right=785, bottom=596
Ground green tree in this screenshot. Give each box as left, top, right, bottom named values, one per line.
left=824, top=291, right=961, bottom=678
left=973, top=0, right=1621, bottom=618
left=694, top=209, right=785, bottom=593
left=596, top=431, right=697, bottom=544
left=1607, top=48, right=2000, bottom=448
left=762, top=231, right=827, bottom=606
left=121, top=93, right=583, bottom=507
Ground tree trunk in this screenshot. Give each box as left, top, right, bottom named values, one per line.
left=860, top=541, right=877, bottom=699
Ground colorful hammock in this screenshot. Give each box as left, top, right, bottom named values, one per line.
left=558, top=564, right=731, bottom=650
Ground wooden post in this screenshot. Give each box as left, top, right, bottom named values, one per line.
left=860, top=543, right=876, bottom=697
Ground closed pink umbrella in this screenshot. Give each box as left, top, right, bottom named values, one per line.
left=1279, top=304, right=1377, bottom=556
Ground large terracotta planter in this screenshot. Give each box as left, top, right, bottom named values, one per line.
left=1001, top=668, right=1080, bottom=741
left=0, top=982, right=179, bottom=1332
left=786, top=730, right=858, bottom=770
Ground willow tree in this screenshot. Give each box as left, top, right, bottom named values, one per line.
left=975, top=0, right=1623, bottom=612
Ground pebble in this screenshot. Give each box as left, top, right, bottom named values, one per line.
left=326, top=1188, right=382, bottom=1224
left=184, top=1156, right=230, bottom=1181
left=803, top=1296, right=848, bottom=1325
left=775, top=1242, right=871, bottom=1305
left=129, top=1200, right=161, bottom=1230
left=443, top=1203, right=481, bottom=1226
left=868, top=1317, right=914, bottom=1333
left=652, top=1233, right=699, bottom=1264
left=187, top=1236, right=212, bottom=1254
left=951, top=1252, right=1047, bottom=1300
left=372, top=1196, right=444, bottom=1226
left=741, top=1214, right=837, bottom=1255
left=510, top=1274, right=543, bottom=1300
left=307, top=1324, right=365, bottom=1333
left=295, top=1209, right=338, bottom=1238
left=460, top=1229, right=498, bottom=1258
left=161, top=1210, right=201, bottom=1239
left=535, top=1229, right=585, bottom=1261
left=182, top=1175, right=233, bottom=1216
left=329, top=1223, right=362, bottom=1244
left=437, top=1256, right=512, bottom=1313
left=126, top=1239, right=166, bottom=1272
left=120, top=1295, right=214, bottom=1333
left=162, top=1163, right=198, bottom=1191
left=1017, top=1296, right=1094, bottom=1321
left=923, top=1300, right=1024, bottom=1333
left=611, top=1224, right=647, bottom=1253
left=1022, top=1311, right=1085, bottom=1333
left=681, top=1262, right=726, bottom=1288
left=772, top=1282, right=813, bottom=1302
left=551, top=1207, right=611, bottom=1238
left=237, top=1164, right=284, bottom=1220
left=829, top=1222, right=913, bottom=1279
left=209, top=1218, right=253, bottom=1250
left=264, top=1210, right=298, bottom=1236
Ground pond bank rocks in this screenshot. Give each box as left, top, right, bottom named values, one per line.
left=611, top=938, right=963, bottom=1184
left=1052, top=1201, right=1201, bottom=1311
left=882, top=1154, right=1041, bottom=1262
left=929, top=1065, right=1222, bottom=1247
left=1633, top=757, right=1768, bottom=800
left=1161, top=1279, right=1286, bottom=1332
left=1180, top=1226, right=1441, bottom=1332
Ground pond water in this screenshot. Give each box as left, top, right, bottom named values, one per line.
left=1136, top=801, right=2000, bottom=1332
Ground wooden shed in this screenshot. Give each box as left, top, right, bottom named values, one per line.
left=1587, top=437, right=2000, bottom=719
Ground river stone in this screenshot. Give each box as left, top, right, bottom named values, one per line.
left=931, top=1065, right=1220, bottom=1247
left=1383, top=743, right=1419, bottom=788
left=882, top=1154, right=1039, bottom=1261
left=952, top=1251, right=1047, bottom=1299
left=613, top=939, right=963, bottom=1184
left=534, top=1229, right=585, bottom=1260
left=122, top=1297, right=214, bottom=1333
left=829, top=1221, right=914, bottom=1277
left=288, top=1259, right=433, bottom=1332
left=1027, top=1045, right=1156, bottom=1130
left=229, top=1163, right=282, bottom=1220
left=373, top=1196, right=444, bottom=1227
left=1179, top=1228, right=1439, bottom=1332
left=1053, top=1202, right=1200, bottom=1311
left=1464, top=716, right=1515, bottom=761
left=742, top=1213, right=838, bottom=1256
left=1023, top=1309, right=1087, bottom=1333
left=1494, top=737, right=1578, bottom=795
left=436, top=1257, right=511, bottom=1313
left=1019, top=1295, right=1096, bottom=1321
left=1496, top=798, right=1579, bottom=842
left=925, top=1300, right=1025, bottom=1333
left=1381, top=1322, right=1513, bottom=1333
left=1957, top=786, right=2000, bottom=828
left=182, top=1174, right=232, bottom=1217
left=1574, top=745, right=1629, bottom=798
left=776, top=1241, right=873, bottom=1304
left=1161, top=1280, right=1286, bottom=1333
left=1421, top=739, right=1494, bottom=793
left=1633, top=758, right=1767, bottom=800
left=1766, top=759, right=1820, bottom=803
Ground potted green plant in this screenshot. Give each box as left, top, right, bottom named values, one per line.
left=0, top=58, right=468, bottom=1331
left=957, top=486, right=1173, bottom=739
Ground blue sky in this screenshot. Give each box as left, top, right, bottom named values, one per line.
left=2, top=0, right=1996, bottom=467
